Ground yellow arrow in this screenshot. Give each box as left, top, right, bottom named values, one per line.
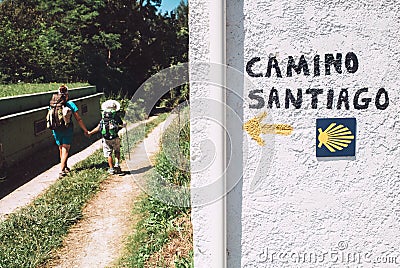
left=243, top=112, right=293, bottom=146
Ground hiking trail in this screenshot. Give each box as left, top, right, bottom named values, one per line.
left=43, top=118, right=168, bottom=268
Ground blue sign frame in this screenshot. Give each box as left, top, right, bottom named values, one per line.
left=316, top=118, right=356, bottom=159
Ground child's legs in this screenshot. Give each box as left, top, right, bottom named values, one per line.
left=103, top=139, right=114, bottom=168
left=113, top=138, right=121, bottom=165
left=107, top=156, right=114, bottom=168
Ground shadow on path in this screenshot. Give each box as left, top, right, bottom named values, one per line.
left=0, top=135, right=99, bottom=199
left=127, top=165, right=152, bottom=175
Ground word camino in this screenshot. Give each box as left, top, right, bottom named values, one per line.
left=246, top=52, right=358, bottom=77
left=248, top=87, right=389, bottom=110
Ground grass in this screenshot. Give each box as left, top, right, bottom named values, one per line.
left=0, top=113, right=168, bottom=268
left=0, top=82, right=90, bottom=98
left=115, top=108, right=193, bottom=268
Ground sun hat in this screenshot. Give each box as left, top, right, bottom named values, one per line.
left=101, top=99, right=121, bottom=111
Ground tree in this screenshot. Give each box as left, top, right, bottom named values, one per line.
left=0, top=0, right=51, bottom=82
left=0, top=0, right=189, bottom=109
left=157, top=0, right=189, bottom=109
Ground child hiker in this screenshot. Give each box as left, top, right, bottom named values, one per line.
left=88, top=100, right=125, bottom=175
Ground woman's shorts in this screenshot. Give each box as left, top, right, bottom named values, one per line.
left=103, top=138, right=121, bottom=157
left=52, top=129, right=73, bottom=146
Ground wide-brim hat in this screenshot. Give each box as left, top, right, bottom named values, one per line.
left=101, top=99, right=121, bottom=111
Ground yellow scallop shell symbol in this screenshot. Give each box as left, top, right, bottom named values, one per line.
left=318, top=123, right=354, bottom=153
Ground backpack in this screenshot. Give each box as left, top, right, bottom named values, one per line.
left=46, top=94, right=71, bottom=130
left=101, top=110, right=119, bottom=140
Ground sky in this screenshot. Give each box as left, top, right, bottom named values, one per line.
left=158, top=0, right=186, bottom=13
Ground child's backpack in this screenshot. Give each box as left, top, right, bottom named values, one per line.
left=46, top=94, right=70, bottom=130
left=101, top=110, right=119, bottom=140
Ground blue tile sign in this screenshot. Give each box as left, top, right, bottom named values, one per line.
left=316, top=118, right=356, bottom=158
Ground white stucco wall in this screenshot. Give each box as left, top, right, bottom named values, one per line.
left=190, top=0, right=400, bottom=267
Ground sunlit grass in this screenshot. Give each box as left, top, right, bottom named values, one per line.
left=0, top=82, right=90, bottom=98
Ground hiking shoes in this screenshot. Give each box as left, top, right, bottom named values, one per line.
left=59, top=167, right=71, bottom=178
left=59, top=171, right=67, bottom=179
left=114, top=166, right=122, bottom=174
left=108, top=168, right=115, bottom=175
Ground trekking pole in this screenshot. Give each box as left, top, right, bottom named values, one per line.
left=125, top=124, right=130, bottom=160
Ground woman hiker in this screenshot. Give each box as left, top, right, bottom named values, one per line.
left=51, top=85, right=89, bottom=178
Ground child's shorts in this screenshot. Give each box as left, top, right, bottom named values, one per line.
left=102, top=138, right=121, bottom=157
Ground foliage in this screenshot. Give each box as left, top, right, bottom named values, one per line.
left=0, top=82, right=89, bottom=97
left=175, top=251, right=194, bottom=268
left=0, top=0, right=189, bottom=108
left=0, top=114, right=167, bottom=268
left=155, top=109, right=190, bottom=187
left=116, top=108, right=192, bottom=267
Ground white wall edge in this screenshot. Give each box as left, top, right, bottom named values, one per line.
left=208, top=0, right=226, bottom=267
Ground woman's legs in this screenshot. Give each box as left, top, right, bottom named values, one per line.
left=59, top=144, right=71, bottom=172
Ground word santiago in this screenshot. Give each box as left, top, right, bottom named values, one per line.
left=246, top=52, right=389, bottom=110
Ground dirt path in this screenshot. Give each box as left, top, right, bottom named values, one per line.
left=45, top=161, right=145, bottom=268
left=44, top=119, right=168, bottom=268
